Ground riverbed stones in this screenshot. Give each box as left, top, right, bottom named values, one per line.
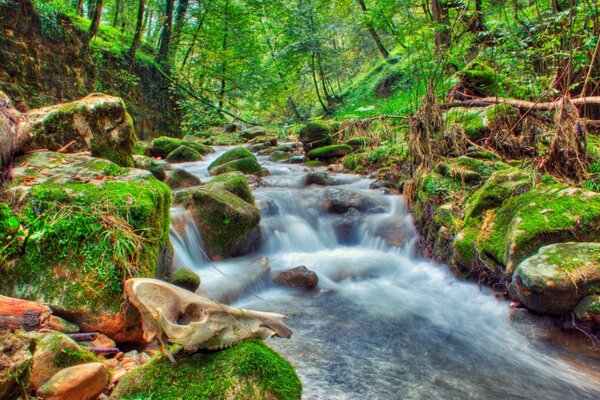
left=305, top=171, right=339, bottom=186
left=171, top=267, right=201, bottom=292
left=28, top=93, right=136, bottom=167
left=37, top=362, right=109, bottom=400
left=0, top=330, right=38, bottom=399
left=307, top=144, right=352, bottom=163
left=273, top=266, right=319, bottom=290
left=133, top=155, right=170, bottom=181
left=165, top=168, right=202, bottom=189
left=510, top=242, right=600, bottom=315
left=165, top=144, right=203, bottom=163
left=147, top=136, right=213, bottom=159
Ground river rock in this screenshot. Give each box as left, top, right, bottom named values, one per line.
left=165, top=168, right=202, bottom=189
left=298, top=121, right=334, bottom=153
left=37, top=362, right=109, bottom=400
left=171, top=267, right=201, bottom=292
left=305, top=171, right=339, bottom=186
left=30, top=332, right=97, bottom=390
left=165, top=145, right=203, bottom=163
left=510, top=242, right=600, bottom=315
left=47, top=316, right=80, bottom=334
left=307, top=144, right=352, bottom=162
left=0, top=330, right=39, bottom=399
left=273, top=266, right=319, bottom=290
left=206, top=172, right=254, bottom=204
left=240, top=126, right=266, bottom=140
left=27, top=93, right=136, bottom=167
left=573, top=295, right=600, bottom=324
left=333, top=207, right=362, bottom=245
left=324, top=188, right=385, bottom=214
left=173, top=185, right=261, bottom=259
left=133, top=155, right=170, bottom=181
left=208, top=147, right=266, bottom=176
left=1, top=152, right=172, bottom=342
left=109, top=342, right=300, bottom=400
left=147, top=136, right=213, bottom=159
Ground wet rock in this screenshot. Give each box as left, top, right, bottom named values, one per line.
left=273, top=266, right=319, bottom=290
left=305, top=171, right=339, bottom=186
left=109, top=342, right=300, bottom=400
left=271, top=151, right=292, bottom=162
left=333, top=208, right=362, bottom=245
left=133, top=155, right=170, bottom=181
left=224, top=123, right=238, bottom=132
left=37, top=362, right=109, bottom=400
left=28, top=93, right=136, bottom=167
left=298, top=121, right=333, bottom=153
left=375, top=218, right=415, bottom=248
left=287, top=156, right=305, bottom=164
left=171, top=267, right=201, bottom=292
left=511, top=242, right=600, bottom=315
left=165, top=168, right=202, bottom=189
left=324, top=189, right=364, bottom=213
left=208, top=147, right=266, bottom=176
left=573, top=295, right=600, bottom=324
left=307, top=144, right=352, bottom=162
left=165, top=145, right=203, bottom=163
left=240, top=126, right=266, bottom=140
left=174, top=185, right=261, bottom=259
left=257, top=199, right=279, bottom=217
left=206, top=172, right=254, bottom=204
left=90, top=334, right=116, bottom=349
left=147, top=136, right=213, bottom=159
left=47, top=316, right=80, bottom=334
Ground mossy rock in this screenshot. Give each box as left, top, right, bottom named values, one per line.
left=30, top=332, right=99, bottom=390
left=28, top=93, right=136, bottom=167
left=133, top=155, right=170, bottom=181
left=208, top=147, right=265, bottom=176
left=132, top=141, right=149, bottom=156
left=463, top=169, right=532, bottom=220
left=110, top=341, right=301, bottom=400
left=165, top=168, right=202, bottom=190
left=166, top=145, right=203, bottom=163
left=1, top=152, right=172, bottom=341
left=148, top=137, right=214, bottom=159
left=445, top=109, right=488, bottom=142
left=458, top=62, right=499, bottom=97
left=174, top=186, right=260, bottom=258
left=240, top=126, right=267, bottom=140
left=477, top=185, right=600, bottom=273
left=298, top=121, right=334, bottom=153
left=207, top=172, right=254, bottom=204
left=511, top=242, right=600, bottom=315
left=305, top=160, right=326, bottom=167
left=307, top=144, right=353, bottom=161
left=271, top=151, right=293, bottom=162
left=0, top=331, right=38, bottom=399
left=574, top=295, right=600, bottom=323
left=453, top=225, right=479, bottom=270
left=171, top=267, right=201, bottom=292
left=343, top=153, right=368, bottom=172
left=434, top=203, right=460, bottom=233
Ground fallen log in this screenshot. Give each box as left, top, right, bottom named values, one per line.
left=441, top=96, right=600, bottom=111
left=0, top=92, right=32, bottom=182
left=86, top=347, right=120, bottom=356
left=68, top=332, right=98, bottom=342
left=0, top=295, right=51, bottom=330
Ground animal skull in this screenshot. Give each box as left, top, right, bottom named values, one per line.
left=125, top=279, right=292, bottom=360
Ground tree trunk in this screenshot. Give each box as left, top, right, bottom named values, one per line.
left=171, top=0, right=190, bottom=58
left=474, top=0, right=484, bottom=31
left=311, top=53, right=330, bottom=114
left=72, top=0, right=84, bottom=16
left=1, top=90, right=32, bottom=182
left=431, top=0, right=449, bottom=51
left=157, top=0, right=174, bottom=63
left=88, top=0, right=103, bottom=43
left=129, top=0, right=146, bottom=61
left=357, top=0, right=390, bottom=60
left=218, top=25, right=229, bottom=111
left=112, top=0, right=121, bottom=27
left=0, top=296, right=51, bottom=331
left=441, top=96, right=600, bottom=111
left=87, top=0, right=94, bottom=19
left=181, top=7, right=209, bottom=70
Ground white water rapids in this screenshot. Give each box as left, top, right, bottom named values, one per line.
left=169, top=147, right=600, bottom=399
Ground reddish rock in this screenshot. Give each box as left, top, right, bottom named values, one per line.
left=273, top=266, right=319, bottom=290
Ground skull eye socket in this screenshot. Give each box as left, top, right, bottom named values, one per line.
left=177, top=303, right=206, bottom=325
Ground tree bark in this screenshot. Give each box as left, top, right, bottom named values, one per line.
left=357, top=0, right=390, bottom=60
left=181, top=7, right=209, bottom=70
left=0, top=94, right=32, bottom=182
left=87, top=0, right=94, bottom=19
left=112, top=0, right=121, bottom=27
left=171, top=0, right=190, bottom=58
left=72, top=0, right=84, bottom=16
left=157, top=0, right=174, bottom=63
left=88, top=0, right=103, bottom=43
left=431, top=0, right=449, bottom=51
left=0, top=296, right=51, bottom=331
left=129, top=0, right=146, bottom=61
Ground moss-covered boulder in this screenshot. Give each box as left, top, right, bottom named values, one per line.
left=148, top=137, right=213, bottom=159
left=458, top=62, right=499, bottom=97
left=307, top=144, right=352, bottom=162
left=444, top=108, right=488, bottom=142
left=166, top=145, right=203, bottom=163
left=240, top=126, right=267, bottom=140
left=511, top=243, right=600, bottom=315
left=346, top=137, right=370, bottom=150
left=0, top=331, right=38, bottom=400
left=298, top=121, right=334, bottom=153
left=30, top=332, right=98, bottom=390
left=208, top=147, right=265, bottom=176
left=27, top=93, right=136, bottom=167
left=133, top=155, right=170, bottom=181
left=207, top=172, right=254, bottom=204
left=171, top=267, right=201, bottom=292
left=165, top=168, right=202, bottom=190
left=110, top=342, right=301, bottom=400
left=1, top=152, right=172, bottom=342
left=574, top=295, right=600, bottom=324
left=174, top=184, right=261, bottom=259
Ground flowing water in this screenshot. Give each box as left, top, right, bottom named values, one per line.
left=170, top=147, right=600, bottom=399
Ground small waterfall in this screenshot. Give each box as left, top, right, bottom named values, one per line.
left=169, top=207, right=208, bottom=269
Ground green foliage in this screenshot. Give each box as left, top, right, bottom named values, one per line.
left=33, top=1, right=65, bottom=40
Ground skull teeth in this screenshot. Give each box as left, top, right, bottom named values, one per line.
left=207, top=339, right=244, bottom=351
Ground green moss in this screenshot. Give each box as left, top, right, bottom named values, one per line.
left=445, top=110, right=488, bottom=142
left=298, top=122, right=333, bottom=152
left=132, top=141, right=149, bottom=156
left=207, top=172, right=254, bottom=204
left=208, top=148, right=264, bottom=176
left=305, top=160, right=326, bottom=167
left=271, top=151, right=292, bottom=162
left=166, top=145, right=203, bottom=163
left=171, top=267, right=200, bottom=292
left=343, top=153, right=368, bottom=172
left=307, top=144, right=353, bottom=161
left=453, top=226, right=479, bottom=269
left=0, top=175, right=171, bottom=316
left=111, top=341, right=301, bottom=400
left=43, top=333, right=99, bottom=369
left=459, top=62, right=499, bottom=97
left=486, top=104, right=521, bottom=128
left=208, top=147, right=255, bottom=169
left=149, top=137, right=213, bottom=159
left=346, top=137, right=369, bottom=149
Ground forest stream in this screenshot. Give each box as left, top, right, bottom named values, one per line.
left=169, top=147, right=600, bottom=400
